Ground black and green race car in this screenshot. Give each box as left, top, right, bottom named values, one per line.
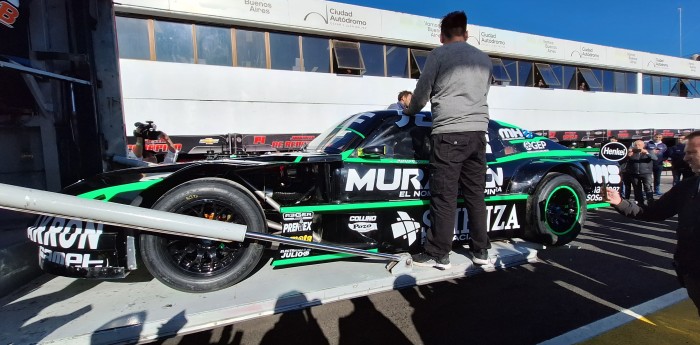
left=26, top=110, right=622, bottom=292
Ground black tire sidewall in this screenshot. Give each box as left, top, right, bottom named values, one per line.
left=527, top=173, right=587, bottom=246
left=140, top=178, right=266, bottom=292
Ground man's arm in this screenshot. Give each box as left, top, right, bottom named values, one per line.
left=606, top=183, right=682, bottom=221
left=404, top=50, right=439, bottom=116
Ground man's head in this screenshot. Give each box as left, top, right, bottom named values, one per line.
left=683, top=130, right=700, bottom=175
left=679, top=135, right=687, bottom=144
left=440, top=11, right=468, bottom=44
left=654, top=134, right=663, bottom=143
left=608, top=136, right=618, bottom=142
left=397, top=91, right=413, bottom=105
left=633, top=140, right=645, bottom=149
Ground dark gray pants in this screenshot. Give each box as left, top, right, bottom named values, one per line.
left=425, top=132, right=489, bottom=257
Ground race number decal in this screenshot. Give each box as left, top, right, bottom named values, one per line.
left=0, top=1, right=20, bottom=28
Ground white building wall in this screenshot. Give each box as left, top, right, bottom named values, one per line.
left=120, top=59, right=700, bottom=135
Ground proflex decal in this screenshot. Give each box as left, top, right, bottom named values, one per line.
left=348, top=215, right=378, bottom=233
left=27, top=216, right=107, bottom=267
left=498, top=127, right=533, bottom=141
left=345, top=168, right=429, bottom=198
left=391, top=212, right=420, bottom=246
left=422, top=204, right=521, bottom=241
left=279, top=212, right=314, bottom=258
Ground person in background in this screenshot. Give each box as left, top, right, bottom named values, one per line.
left=404, top=10, right=492, bottom=269
left=646, top=134, right=668, bottom=195
left=666, top=135, right=693, bottom=186
left=579, top=81, right=589, bottom=91
left=387, top=91, right=413, bottom=111
left=625, top=140, right=657, bottom=206
left=132, top=121, right=177, bottom=163
left=608, top=136, right=627, bottom=198
left=604, top=130, right=700, bottom=317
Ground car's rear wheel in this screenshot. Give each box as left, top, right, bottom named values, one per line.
left=140, top=178, right=266, bottom=292
left=526, top=173, right=586, bottom=246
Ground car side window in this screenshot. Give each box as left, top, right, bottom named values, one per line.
left=359, top=115, right=432, bottom=160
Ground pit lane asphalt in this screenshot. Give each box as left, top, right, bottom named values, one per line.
left=152, top=176, right=697, bottom=345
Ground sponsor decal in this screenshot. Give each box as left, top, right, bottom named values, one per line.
left=571, top=46, right=600, bottom=60
left=588, top=164, right=621, bottom=184
left=198, top=138, right=220, bottom=145
left=599, top=142, right=627, bottom=161
left=587, top=185, right=620, bottom=202
left=498, top=128, right=533, bottom=141
left=395, top=114, right=431, bottom=128
left=485, top=133, right=492, bottom=154
left=279, top=248, right=310, bottom=259
left=252, top=134, right=316, bottom=149
left=27, top=216, right=103, bottom=250
left=422, top=204, right=521, bottom=241
left=523, top=140, right=547, bottom=151
left=485, top=167, right=504, bottom=195
left=282, top=212, right=313, bottom=233
left=39, top=246, right=105, bottom=267
left=391, top=212, right=420, bottom=246
left=0, top=0, right=19, bottom=28
left=345, top=168, right=428, bottom=197
left=348, top=215, right=378, bottom=233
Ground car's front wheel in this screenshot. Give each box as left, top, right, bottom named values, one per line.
left=140, top=178, right=266, bottom=292
left=526, top=173, right=586, bottom=246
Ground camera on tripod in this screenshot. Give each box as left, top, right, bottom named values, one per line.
left=134, top=121, right=162, bottom=140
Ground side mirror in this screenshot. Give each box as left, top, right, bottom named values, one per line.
left=358, top=145, right=386, bottom=158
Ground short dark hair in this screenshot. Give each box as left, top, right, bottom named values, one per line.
left=397, top=90, right=412, bottom=101
left=686, top=130, right=700, bottom=141
left=608, top=136, right=616, bottom=141
left=440, top=11, right=467, bottom=39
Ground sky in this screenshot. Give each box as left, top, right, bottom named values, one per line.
left=338, top=0, right=700, bottom=58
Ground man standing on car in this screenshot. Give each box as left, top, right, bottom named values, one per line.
left=604, top=130, right=700, bottom=316
left=403, top=11, right=493, bottom=269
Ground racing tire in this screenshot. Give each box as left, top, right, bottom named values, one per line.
left=526, top=173, right=586, bottom=246
left=140, top=178, right=266, bottom=292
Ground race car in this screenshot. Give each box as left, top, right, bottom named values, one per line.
left=27, top=111, right=622, bottom=292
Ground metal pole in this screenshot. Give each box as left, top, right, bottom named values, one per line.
left=0, top=183, right=402, bottom=262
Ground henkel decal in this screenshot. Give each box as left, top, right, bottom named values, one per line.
left=345, top=168, right=427, bottom=196
left=588, top=164, right=621, bottom=184
left=523, top=140, right=547, bottom=151
left=391, top=212, right=420, bottom=246
left=0, top=1, right=20, bottom=28
left=27, top=216, right=103, bottom=250
left=485, top=167, right=504, bottom=195
left=423, top=204, right=521, bottom=241
left=599, top=142, right=627, bottom=161
left=39, top=246, right=105, bottom=267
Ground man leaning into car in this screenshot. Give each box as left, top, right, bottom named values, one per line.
left=604, top=130, right=700, bottom=316
left=403, top=10, right=493, bottom=269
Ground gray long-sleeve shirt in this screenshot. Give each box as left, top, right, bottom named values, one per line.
left=404, top=41, right=492, bottom=134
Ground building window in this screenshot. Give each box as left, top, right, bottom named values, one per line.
left=660, top=76, right=671, bottom=96
left=332, top=40, right=365, bottom=74
left=360, top=42, right=384, bottom=77
left=236, top=29, right=267, bottom=68
left=577, top=67, right=601, bottom=90
left=602, top=70, right=614, bottom=92
left=270, top=32, right=301, bottom=71
left=626, top=72, right=637, bottom=93
left=491, top=58, right=511, bottom=85
left=154, top=21, right=194, bottom=63
left=301, top=36, right=330, bottom=73
left=503, top=58, right=518, bottom=86
left=386, top=45, right=408, bottom=78
left=671, top=78, right=699, bottom=97
left=410, top=49, right=430, bottom=78
left=563, top=65, right=577, bottom=89
left=195, top=25, right=232, bottom=66
left=115, top=17, right=150, bottom=60
left=517, top=61, right=533, bottom=86
left=612, top=71, right=625, bottom=93
left=534, top=63, right=561, bottom=87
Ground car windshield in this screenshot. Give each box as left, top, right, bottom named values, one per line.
left=305, top=112, right=381, bottom=154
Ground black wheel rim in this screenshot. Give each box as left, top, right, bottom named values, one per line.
left=162, top=199, right=248, bottom=276
left=544, top=186, right=581, bottom=235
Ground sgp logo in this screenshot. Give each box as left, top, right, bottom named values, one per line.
left=523, top=141, right=547, bottom=151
